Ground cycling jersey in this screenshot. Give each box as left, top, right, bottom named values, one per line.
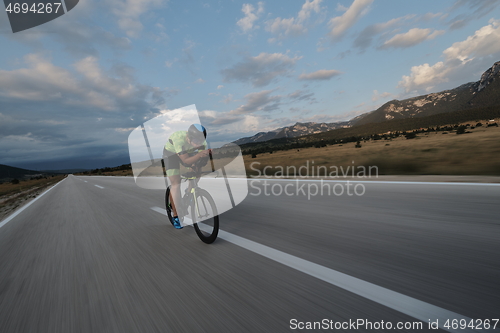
left=164, top=131, right=207, bottom=176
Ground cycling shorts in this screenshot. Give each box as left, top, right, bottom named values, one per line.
left=163, top=149, right=181, bottom=177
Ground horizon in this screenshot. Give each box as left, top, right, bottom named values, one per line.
left=2, top=0, right=500, bottom=170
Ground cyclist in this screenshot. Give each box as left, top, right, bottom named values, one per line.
left=163, top=124, right=211, bottom=229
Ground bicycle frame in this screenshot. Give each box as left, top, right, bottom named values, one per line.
left=162, top=159, right=220, bottom=243
left=161, top=154, right=217, bottom=223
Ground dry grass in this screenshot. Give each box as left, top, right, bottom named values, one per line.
left=0, top=175, right=66, bottom=221
left=244, top=124, right=500, bottom=176
left=83, top=120, right=500, bottom=178
left=96, top=170, right=133, bottom=176
left=0, top=175, right=66, bottom=197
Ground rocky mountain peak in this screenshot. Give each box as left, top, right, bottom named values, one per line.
left=478, top=61, right=500, bottom=91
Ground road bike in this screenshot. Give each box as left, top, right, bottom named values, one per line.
left=163, top=169, right=219, bottom=244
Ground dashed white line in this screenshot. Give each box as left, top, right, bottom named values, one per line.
left=94, top=185, right=104, bottom=189
left=150, top=206, right=474, bottom=333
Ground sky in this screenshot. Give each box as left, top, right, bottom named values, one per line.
left=1, top=0, right=500, bottom=170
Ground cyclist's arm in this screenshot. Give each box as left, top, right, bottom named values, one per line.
left=178, top=149, right=210, bottom=166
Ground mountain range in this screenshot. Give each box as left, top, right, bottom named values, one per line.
left=233, top=121, right=351, bottom=145
left=233, top=61, right=500, bottom=145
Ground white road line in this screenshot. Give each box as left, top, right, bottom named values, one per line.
left=245, top=178, right=500, bottom=186
left=0, top=179, right=65, bottom=229
left=93, top=175, right=500, bottom=186
left=151, top=206, right=474, bottom=333
left=94, top=185, right=104, bottom=189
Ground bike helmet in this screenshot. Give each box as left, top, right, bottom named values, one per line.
left=188, top=124, right=207, bottom=144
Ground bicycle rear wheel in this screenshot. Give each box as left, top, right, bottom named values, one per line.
left=191, top=189, right=219, bottom=244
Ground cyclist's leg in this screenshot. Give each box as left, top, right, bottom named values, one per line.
left=164, top=150, right=184, bottom=217
left=168, top=174, right=181, bottom=217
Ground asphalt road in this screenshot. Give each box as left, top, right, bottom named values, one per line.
left=0, top=175, right=499, bottom=333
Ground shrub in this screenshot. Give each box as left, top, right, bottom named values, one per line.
left=11, top=179, right=19, bottom=184
left=476, top=122, right=483, bottom=127
left=456, top=125, right=466, bottom=134
left=405, top=132, right=417, bottom=139
left=251, top=153, right=257, bottom=158
left=355, top=141, right=362, bottom=148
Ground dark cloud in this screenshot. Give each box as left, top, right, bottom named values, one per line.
left=353, top=16, right=411, bottom=52
left=1, top=4, right=131, bottom=57
left=229, top=90, right=282, bottom=115
left=448, top=0, right=500, bottom=30
left=221, top=53, right=301, bottom=87
left=0, top=55, right=171, bottom=169
left=287, top=90, right=316, bottom=103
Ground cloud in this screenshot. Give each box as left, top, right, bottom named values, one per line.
left=420, top=12, right=443, bottom=22
left=198, top=110, right=269, bottom=142
left=266, top=17, right=305, bottom=38
left=178, top=40, right=197, bottom=74
left=2, top=2, right=131, bottom=58
left=298, top=69, right=341, bottom=81
left=328, top=0, right=373, bottom=41
left=399, top=62, right=450, bottom=93
left=443, top=19, right=500, bottom=62
left=265, top=0, right=322, bottom=39
left=336, top=3, right=348, bottom=12
left=398, top=19, right=500, bottom=93
left=288, top=90, right=313, bottom=100
left=287, top=90, right=317, bottom=103
left=217, top=85, right=224, bottom=89
left=229, top=90, right=281, bottom=115
left=221, top=53, right=301, bottom=87
left=380, top=28, right=445, bottom=49
left=221, top=94, right=233, bottom=104
left=0, top=54, right=170, bottom=168
left=195, top=78, right=205, bottom=83
left=54, top=23, right=131, bottom=57
left=372, top=90, right=392, bottom=102
left=237, top=2, right=264, bottom=33
left=110, top=0, right=166, bottom=38
left=447, top=0, right=500, bottom=30
left=353, top=16, right=412, bottom=51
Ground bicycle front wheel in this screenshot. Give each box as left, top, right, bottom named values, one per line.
left=191, top=189, right=219, bottom=244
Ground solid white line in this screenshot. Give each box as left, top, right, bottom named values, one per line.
left=245, top=178, right=500, bottom=186
left=0, top=179, right=65, bottom=229
left=92, top=175, right=500, bottom=186
left=94, top=185, right=104, bottom=189
left=151, top=206, right=474, bottom=333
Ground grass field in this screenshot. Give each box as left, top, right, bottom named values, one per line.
left=243, top=123, right=500, bottom=177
